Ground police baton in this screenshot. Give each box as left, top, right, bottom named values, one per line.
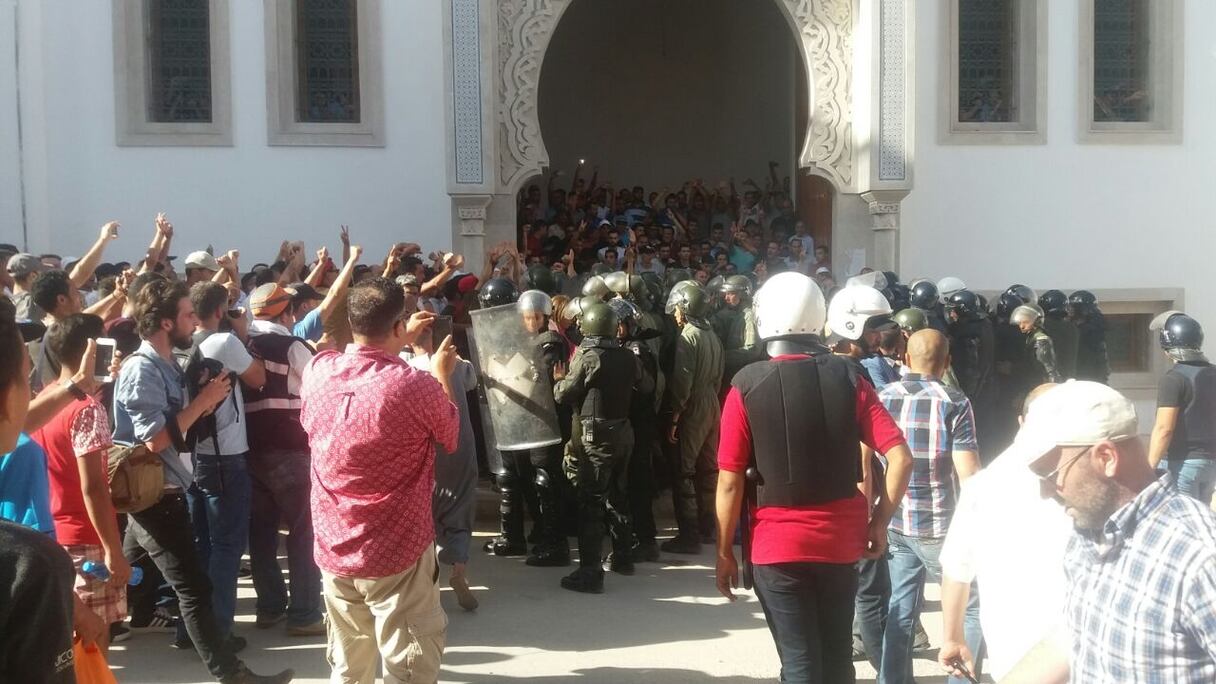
left=740, top=463, right=764, bottom=590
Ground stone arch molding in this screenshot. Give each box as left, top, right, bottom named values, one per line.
left=496, top=0, right=855, bottom=195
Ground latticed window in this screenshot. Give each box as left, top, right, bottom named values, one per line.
left=1093, top=0, right=1151, bottom=123
left=145, top=0, right=212, bottom=122
left=957, top=0, right=1018, bottom=123
left=295, top=0, right=361, bottom=123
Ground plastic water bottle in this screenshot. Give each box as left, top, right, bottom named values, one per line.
left=80, top=561, right=143, bottom=586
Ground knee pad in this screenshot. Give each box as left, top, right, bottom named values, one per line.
left=495, top=470, right=517, bottom=493
left=533, top=466, right=552, bottom=490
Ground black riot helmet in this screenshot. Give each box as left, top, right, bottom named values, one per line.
left=909, top=280, right=939, bottom=310
left=478, top=278, right=520, bottom=308
left=945, top=290, right=983, bottom=320
left=995, top=292, right=1024, bottom=321
left=523, top=265, right=557, bottom=296
left=1154, top=312, right=1206, bottom=362
left=887, top=283, right=911, bottom=311
left=882, top=271, right=900, bottom=288
left=1068, top=290, right=1098, bottom=313
left=1004, top=284, right=1036, bottom=305
left=607, top=297, right=640, bottom=337
left=1038, top=290, right=1068, bottom=317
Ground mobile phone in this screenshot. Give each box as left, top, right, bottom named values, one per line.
left=947, top=658, right=980, bottom=684
left=432, top=315, right=453, bottom=346
left=94, top=338, right=116, bottom=383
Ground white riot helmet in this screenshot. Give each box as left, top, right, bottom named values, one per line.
left=826, top=285, right=894, bottom=341
left=1010, top=303, right=1044, bottom=326
left=937, top=276, right=968, bottom=302
left=754, top=272, right=827, bottom=339
left=846, top=271, right=888, bottom=291
left=517, top=289, right=553, bottom=316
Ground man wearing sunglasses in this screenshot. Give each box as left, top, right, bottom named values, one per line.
left=999, top=381, right=1216, bottom=683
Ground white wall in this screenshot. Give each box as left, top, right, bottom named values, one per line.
left=536, top=0, right=797, bottom=198
left=903, top=0, right=1216, bottom=358
left=1, top=0, right=452, bottom=264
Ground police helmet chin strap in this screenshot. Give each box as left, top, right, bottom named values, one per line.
left=766, top=336, right=828, bottom=358
left=1167, top=347, right=1209, bottom=364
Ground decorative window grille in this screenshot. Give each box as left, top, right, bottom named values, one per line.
left=146, top=0, right=213, bottom=123
left=295, top=0, right=361, bottom=123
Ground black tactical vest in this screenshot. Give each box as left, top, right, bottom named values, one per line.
left=579, top=342, right=636, bottom=422
left=1166, top=362, right=1216, bottom=461
left=732, top=354, right=862, bottom=507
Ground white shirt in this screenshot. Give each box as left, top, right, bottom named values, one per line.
left=939, top=447, right=1074, bottom=679
left=194, top=332, right=253, bottom=456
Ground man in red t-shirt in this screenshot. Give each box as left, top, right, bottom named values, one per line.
left=715, top=272, right=913, bottom=683
left=31, top=313, right=130, bottom=652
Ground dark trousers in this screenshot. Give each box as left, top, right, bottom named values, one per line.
left=853, top=556, right=890, bottom=671
left=753, top=561, right=859, bottom=684
left=627, top=416, right=658, bottom=546
left=573, top=426, right=634, bottom=573
left=248, top=450, right=322, bottom=627
left=497, top=447, right=567, bottom=552
left=123, top=492, right=240, bottom=678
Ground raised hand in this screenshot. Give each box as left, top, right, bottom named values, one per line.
left=99, top=221, right=120, bottom=241
left=444, top=253, right=465, bottom=270
left=155, top=213, right=173, bottom=238
left=339, top=225, right=351, bottom=245
left=349, top=244, right=364, bottom=262
left=316, top=246, right=329, bottom=263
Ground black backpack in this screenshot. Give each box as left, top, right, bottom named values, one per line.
left=178, top=330, right=239, bottom=454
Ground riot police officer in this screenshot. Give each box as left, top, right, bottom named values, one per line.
left=909, top=280, right=948, bottom=334
left=1038, top=289, right=1078, bottom=380
left=712, top=275, right=760, bottom=388
left=553, top=301, right=642, bottom=593
left=662, top=283, right=725, bottom=553
left=1069, top=290, right=1111, bottom=384
left=944, top=290, right=995, bottom=400
left=1011, top=303, right=1063, bottom=384
left=608, top=297, right=662, bottom=562
left=830, top=285, right=900, bottom=389
left=1147, top=311, right=1216, bottom=503
left=517, top=289, right=574, bottom=567
left=524, top=264, right=559, bottom=296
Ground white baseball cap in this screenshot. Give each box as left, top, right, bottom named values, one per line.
left=1012, top=380, right=1139, bottom=467
left=184, top=250, right=220, bottom=272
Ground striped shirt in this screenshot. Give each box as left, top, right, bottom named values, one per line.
left=878, top=373, right=978, bottom=538
left=1064, top=473, right=1216, bottom=683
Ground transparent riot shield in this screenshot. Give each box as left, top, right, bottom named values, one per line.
left=468, top=303, right=562, bottom=451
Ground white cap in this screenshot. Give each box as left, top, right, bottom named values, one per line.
left=1011, top=380, right=1139, bottom=467
left=184, top=250, right=220, bottom=272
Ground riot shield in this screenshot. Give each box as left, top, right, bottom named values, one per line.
left=468, top=303, right=563, bottom=451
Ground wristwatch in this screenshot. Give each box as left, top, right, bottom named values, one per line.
left=60, top=379, right=87, bottom=400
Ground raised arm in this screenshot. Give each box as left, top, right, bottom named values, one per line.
left=70, top=222, right=120, bottom=288
left=305, top=247, right=330, bottom=288
left=420, top=253, right=465, bottom=297
left=316, top=244, right=362, bottom=324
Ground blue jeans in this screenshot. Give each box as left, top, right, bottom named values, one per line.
left=248, top=449, right=322, bottom=627
left=753, top=562, right=858, bottom=684
left=1163, top=459, right=1216, bottom=504
left=880, top=530, right=983, bottom=684
left=177, top=453, right=251, bottom=643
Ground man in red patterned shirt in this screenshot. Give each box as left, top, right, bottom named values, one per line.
left=300, top=276, right=460, bottom=684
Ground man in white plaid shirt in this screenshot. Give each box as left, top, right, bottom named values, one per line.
left=994, top=381, right=1216, bottom=683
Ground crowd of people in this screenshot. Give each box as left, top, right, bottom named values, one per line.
left=0, top=179, right=1214, bottom=684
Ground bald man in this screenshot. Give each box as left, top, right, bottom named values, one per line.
left=877, top=330, right=985, bottom=684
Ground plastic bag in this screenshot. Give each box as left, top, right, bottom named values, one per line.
left=73, top=640, right=118, bottom=684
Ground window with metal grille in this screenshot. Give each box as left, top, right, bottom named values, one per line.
left=295, top=0, right=360, bottom=123
left=957, top=0, right=1018, bottom=124
left=146, top=0, right=213, bottom=123
left=1093, top=0, right=1152, bottom=123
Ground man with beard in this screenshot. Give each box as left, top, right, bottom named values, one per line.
left=114, top=278, right=292, bottom=684
left=1000, top=382, right=1216, bottom=683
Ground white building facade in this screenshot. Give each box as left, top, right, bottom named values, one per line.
left=0, top=0, right=1211, bottom=413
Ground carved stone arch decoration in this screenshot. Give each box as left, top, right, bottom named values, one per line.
left=495, top=0, right=855, bottom=195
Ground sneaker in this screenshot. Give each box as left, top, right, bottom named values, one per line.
left=559, top=568, right=604, bottom=594
left=286, top=619, right=327, bottom=637
left=218, top=664, right=295, bottom=684
left=255, top=612, right=287, bottom=630
left=110, top=623, right=131, bottom=643
left=851, top=634, right=867, bottom=661
left=238, top=561, right=252, bottom=579
left=129, top=607, right=180, bottom=633
left=660, top=535, right=702, bottom=555
left=450, top=575, right=479, bottom=612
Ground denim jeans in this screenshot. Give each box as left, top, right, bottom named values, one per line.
left=1163, top=459, right=1216, bottom=505
left=880, top=530, right=983, bottom=684
left=753, top=561, right=858, bottom=684
left=853, top=556, right=890, bottom=671
left=248, top=449, right=322, bottom=627
left=123, top=492, right=241, bottom=678
left=175, top=453, right=252, bottom=643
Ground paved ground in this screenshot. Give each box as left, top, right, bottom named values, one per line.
left=108, top=495, right=959, bottom=683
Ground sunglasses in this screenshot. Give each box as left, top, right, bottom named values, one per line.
left=1034, top=445, right=1094, bottom=487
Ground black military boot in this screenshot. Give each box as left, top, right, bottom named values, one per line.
left=631, top=540, right=661, bottom=563
left=560, top=568, right=605, bottom=594
left=526, top=544, right=571, bottom=567
left=660, top=534, right=701, bottom=554
left=605, top=552, right=635, bottom=576
left=483, top=537, right=527, bottom=556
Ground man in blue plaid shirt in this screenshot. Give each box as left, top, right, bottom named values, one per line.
left=877, top=330, right=984, bottom=684
left=1003, top=381, right=1216, bottom=683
